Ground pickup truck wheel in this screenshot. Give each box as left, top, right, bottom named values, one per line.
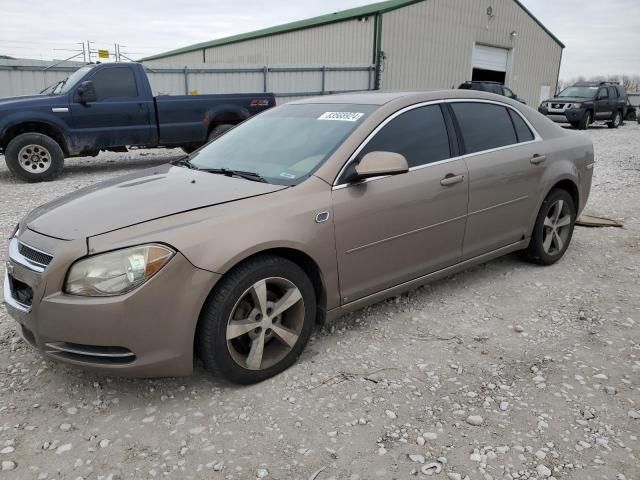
left=5, top=133, right=64, bottom=182
left=577, top=111, right=591, bottom=130
left=607, top=111, right=622, bottom=129
left=196, top=255, right=316, bottom=384
left=208, top=124, right=234, bottom=142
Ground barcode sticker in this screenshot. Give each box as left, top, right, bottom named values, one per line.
left=318, top=112, right=364, bottom=122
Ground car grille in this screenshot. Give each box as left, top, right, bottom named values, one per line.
left=551, top=103, right=566, bottom=109
left=18, top=242, right=53, bottom=268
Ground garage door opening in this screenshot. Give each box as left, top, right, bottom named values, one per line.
left=472, top=68, right=506, bottom=83
left=472, top=44, right=509, bottom=84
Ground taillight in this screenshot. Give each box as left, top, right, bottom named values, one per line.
left=250, top=99, right=270, bottom=107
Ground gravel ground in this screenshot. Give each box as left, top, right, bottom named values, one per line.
left=0, top=125, right=639, bottom=480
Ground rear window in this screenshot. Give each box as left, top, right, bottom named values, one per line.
left=451, top=102, right=517, bottom=154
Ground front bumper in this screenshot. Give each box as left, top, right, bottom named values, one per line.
left=539, top=107, right=586, bottom=124
left=4, top=230, right=219, bottom=377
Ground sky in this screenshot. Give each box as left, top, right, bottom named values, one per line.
left=1, top=0, right=639, bottom=80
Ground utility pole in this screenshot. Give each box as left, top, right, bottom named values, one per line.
left=86, top=40, right=96, bottom=62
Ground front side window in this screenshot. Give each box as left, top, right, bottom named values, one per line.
left=358, top=105, right=451, bottom=169
left=451, top=102, right=517, bottom=154
left=88, top=68, right=138, bottom=101
left=597, top=88, right=608, bottom=100
left=190, top=103, right=375, bottom=186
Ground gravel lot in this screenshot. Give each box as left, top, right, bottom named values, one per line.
left=1, top=124, right=639, bottom=480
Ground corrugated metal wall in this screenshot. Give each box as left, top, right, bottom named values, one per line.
left=380, top=0, right=562, bottom=105
left=0, top=59, right=85, bottom=98
left=203, top=18, right=375, bottom=65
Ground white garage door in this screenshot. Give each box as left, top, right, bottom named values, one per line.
left=473, top=44, right=509, bottom=72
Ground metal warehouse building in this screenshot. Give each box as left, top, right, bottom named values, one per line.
left=142, top=0, right=563, bottom=106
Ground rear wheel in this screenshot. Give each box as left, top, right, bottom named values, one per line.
left=607, top=110, right=622, bottom=129
left=196, top=255, right=316, bottom=384
left=208, top=123, right=234, bottom=142
left=5, top=132, right=64, bottom=182
left=577, top=111, right=591, bottom=130
left=523, top=189, right=576, bottom=265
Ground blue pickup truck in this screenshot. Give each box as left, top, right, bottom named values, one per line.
left=0, top=62, right=275, bottom=182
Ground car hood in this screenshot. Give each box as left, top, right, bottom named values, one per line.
left=23, top=164, right=287, bottom=240
left=0, top=94, right=58, bottom=111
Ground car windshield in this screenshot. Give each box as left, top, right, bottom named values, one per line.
left=51, top=65, right=94, bottom=95
left=189, top=103, right=376, bottom=185
left=557, top=86, right=598, bottom=98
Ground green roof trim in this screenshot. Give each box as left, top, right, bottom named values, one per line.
left=141, top=0, right=563, bottom=62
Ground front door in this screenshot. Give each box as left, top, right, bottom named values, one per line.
left=449, top=101, right=546, bottom=259
left=332, top=104, right=469, bottom=304
left=594, top=87, right=612, bottom=120
left=68, top=66, right=155, bottom=151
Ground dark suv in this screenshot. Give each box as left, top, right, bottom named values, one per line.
left=459, top=81, right=526, bottom=103
left=539, top=82, right=627, bottom=129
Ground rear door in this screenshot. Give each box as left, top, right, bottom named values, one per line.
left=594, top=87, right=611, bottom=119
left=68, top=66, right=155, bottom=149
left=332, top=103, right=469, bottom=303
left=449, top=101, right=545, bottom=259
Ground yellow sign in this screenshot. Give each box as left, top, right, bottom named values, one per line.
left=98, top=49, right=109, bottom=59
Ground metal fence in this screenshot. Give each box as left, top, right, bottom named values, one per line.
left=0, top=59, right=375, bottom=104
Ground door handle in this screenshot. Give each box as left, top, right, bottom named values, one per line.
left=530, top=154, right=547, bottom=165
left=440, top=174, right=465, bottom=186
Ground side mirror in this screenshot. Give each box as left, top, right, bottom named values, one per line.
left=74, top=81, right=97, bottom=104
left=350, top=151, right=409, bottom=182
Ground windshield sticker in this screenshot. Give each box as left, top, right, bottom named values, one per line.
left=280, top=172, right=296, bottom=179
left=318, top=112, right=364, bottom=122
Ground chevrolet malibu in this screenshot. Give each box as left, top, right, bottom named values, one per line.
left=4, top=90, right=594, bottom=384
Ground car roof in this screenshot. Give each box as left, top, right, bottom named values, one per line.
left=289, top=89, right=513, bottom=106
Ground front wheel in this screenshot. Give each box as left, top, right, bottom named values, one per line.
left=577, top=111, right=591, bottom=130
left=607, top=111, right=622, bottom=128
left=196, top=255, right=316, bottom=384
left=5, top=133, right=64, bottom=182
left=523, top=189, right=576, bottom=265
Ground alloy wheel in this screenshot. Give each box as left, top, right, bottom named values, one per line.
left=226, top=277, right=305, bottom=371
left=542, top=199, right=572, bottom=256
left=18, top=144, right=52, bottom=173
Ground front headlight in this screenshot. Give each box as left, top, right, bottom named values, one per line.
left=567, top=103, right=582, bottom=109
left=65, top=244, right=175, bottom=297
left=540, top=102, right=548, bottom=109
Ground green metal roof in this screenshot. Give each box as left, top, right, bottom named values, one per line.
left=141, top=0, right=563, bottom=62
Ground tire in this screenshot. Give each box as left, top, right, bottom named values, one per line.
left=577, top=111, right=591, bottom=130
left=196, top=255, right=316, bottom=384
left=607, top=110, right=622, bottom=129
left=181, top=145, right=199, bottom=154
left=5, top=133, right=64, bottom=182
left=208, top=123, right=234, bottom=142
left=523, top=188, right=576, bottom=265
left=569, top=121, right=580, bottom=129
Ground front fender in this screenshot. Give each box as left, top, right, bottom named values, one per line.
left=0, top=111, right=69, bottom=147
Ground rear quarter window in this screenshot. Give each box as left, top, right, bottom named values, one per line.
left=451, top=102, right=518, bottom=154
left=508, top=109, right=535, bottom=142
